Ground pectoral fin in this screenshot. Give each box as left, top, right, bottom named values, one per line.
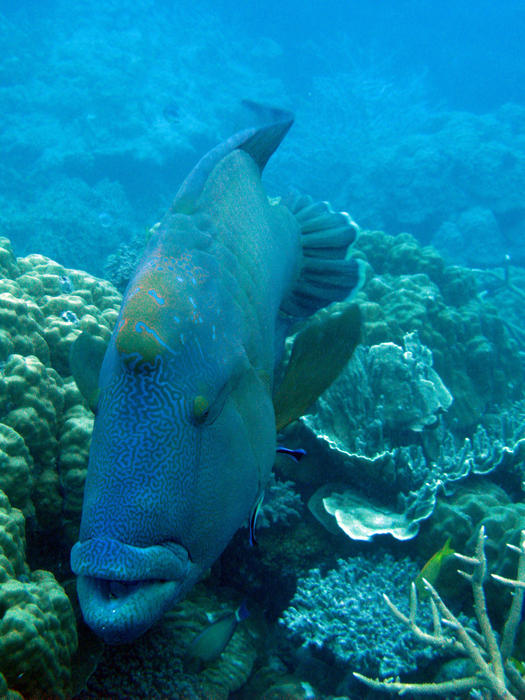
left=69, top=332, right=108, bottom=412
left=274, top=302, right=361, bottom=431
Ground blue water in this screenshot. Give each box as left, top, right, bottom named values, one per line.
left=1, top=0, right=524, bottom=275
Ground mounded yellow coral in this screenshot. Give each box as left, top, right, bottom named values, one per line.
left=0, top=236, right=122, bottom=541
left=0, top=423, right=34, bottom=516
left=17, top=254, right=120, bottom=375
left=0, top=673, right=23, bottom=700
left=0, top=490, right=77, bottom=699
left=58, top=403, right=94, bottom=544
left=0, top=237, right=121, bottom=695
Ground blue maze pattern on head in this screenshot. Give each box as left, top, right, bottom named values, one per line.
left=81, top=338, right=223, bottom=547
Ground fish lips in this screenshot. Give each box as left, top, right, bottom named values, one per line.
left=71, top=538, right=196, bottom=644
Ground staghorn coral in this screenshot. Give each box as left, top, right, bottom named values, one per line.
left=355, top=528, right=525, bottom=698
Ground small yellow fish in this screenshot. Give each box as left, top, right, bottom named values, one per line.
left=415, top=537, right=454, bottom=597
left=510, top=657, right=525, bottom=676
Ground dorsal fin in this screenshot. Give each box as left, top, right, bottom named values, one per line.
left=172, top=103, right=293, bottom=213
left=280, top=192, right=364, bottom=318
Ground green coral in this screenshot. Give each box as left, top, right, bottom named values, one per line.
left=0, top=490, right=77, bottom=699
left=355, top=230, right=522, bottom=428
left=58, top=404, right=94, bottom=544
left=0, top=236, right=121, bottom=696
left=0, top=236, right=121, bottom=548
left=0, top=424, right=34, bottom=516
left=416, top=481, right=525, bottom=618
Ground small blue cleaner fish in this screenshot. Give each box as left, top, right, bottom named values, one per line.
left=70, top=103, right=363, bottom=643
left=184, top=601, right=250, bottom=671
left=276, top=446, right=307, bottom=462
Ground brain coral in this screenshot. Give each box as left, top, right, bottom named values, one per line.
left=0, top=236, right=124, bottom=695
left=0, top=236, right=122, bottom=698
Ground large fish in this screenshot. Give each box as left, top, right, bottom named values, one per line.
left=70, top=105, right=362, bottom=643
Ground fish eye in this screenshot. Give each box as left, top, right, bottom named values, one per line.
left=193, top=394, right=210, bottom=424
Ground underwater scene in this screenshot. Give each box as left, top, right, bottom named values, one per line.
left=1, top=0, right=525, bottom=698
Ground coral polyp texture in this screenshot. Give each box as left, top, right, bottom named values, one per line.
left=0, top=490, right=77, bottom=699
left=0, top=236, right=121, bottom=546
left=355, top=230, right=522, bottom=428
left=280, top=551, right=439, bottom=680
left=0, top=236, right=121, bottom=697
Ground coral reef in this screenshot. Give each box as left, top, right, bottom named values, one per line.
left=356, top=528, right=525, bottom=698
left=0, top=490, right=77, bottom=699
left=355, top=230, right=522, bottom=427
left=280, top=551, right=439, bottom=679
left=0, top=236, right=121, bottom=553
left=256, top=473, right=304, bottom=530
left=289, top=91, right=525, bottom=266
left=417, top=481, right=525, bottom=587
left=303, top=331, right=452, bottom=445
left=78, top=586, right=258, bottom=700
left=280, top=229, right=524, bottom=546
left=0, top=1, right=290, bottom=277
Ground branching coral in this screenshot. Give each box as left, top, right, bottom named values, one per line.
left=355, top=527, right=525, bottom=698
left=280, top=551, right=440, bottom=679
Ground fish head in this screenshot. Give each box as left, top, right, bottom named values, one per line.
left=71, top=237, right=276, bottom=643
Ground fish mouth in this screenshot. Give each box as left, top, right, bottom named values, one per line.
left=71, top=538, right=196, bottom=644
left=76, top=575, right=181, bottom=644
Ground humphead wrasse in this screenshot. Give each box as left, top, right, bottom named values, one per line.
left=70, top=105, right=363, bottom=643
